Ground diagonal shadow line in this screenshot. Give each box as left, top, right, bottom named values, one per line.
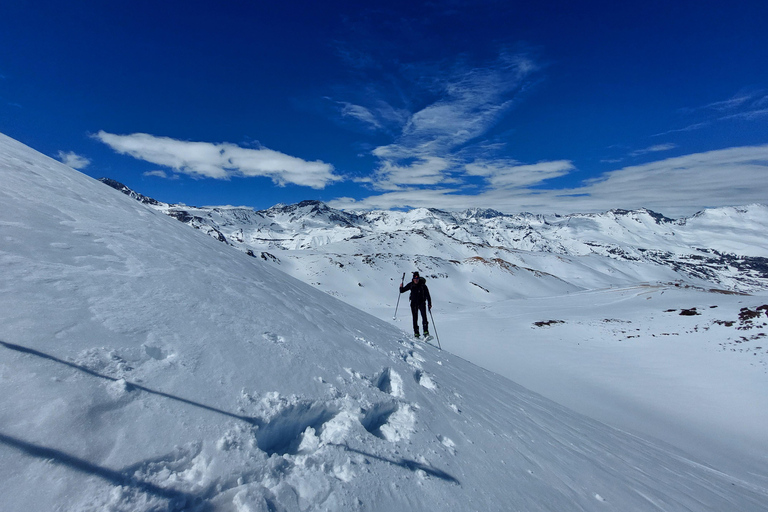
left=333, top=443, right=460, bottom=485
left=0, top=340, right=262, bottom=427
left=0, top=432, right=202, bottom=506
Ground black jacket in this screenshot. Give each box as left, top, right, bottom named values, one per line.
left=400, top=277, right=432, bottom=307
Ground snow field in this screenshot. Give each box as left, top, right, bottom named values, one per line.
left=437, top=285, right=768, bottom=485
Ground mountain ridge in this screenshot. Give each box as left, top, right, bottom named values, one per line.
left=99, top=178, right=768, bottom=293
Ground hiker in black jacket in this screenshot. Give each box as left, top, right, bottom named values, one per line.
left=399, top=271, right=432, bottom=338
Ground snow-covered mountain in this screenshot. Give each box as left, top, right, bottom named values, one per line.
left=96, top=178, right=768, bottom=486
left=100, top=178, right=768, bottom=295
left=3, top=134, right=768, bottom=510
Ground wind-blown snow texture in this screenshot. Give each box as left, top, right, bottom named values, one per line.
left=2, top=132, right=768, bottom=511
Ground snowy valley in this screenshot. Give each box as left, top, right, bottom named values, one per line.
left=102, top=170, right=768, bottom=483
left=2, top=132, right=768, bottom=511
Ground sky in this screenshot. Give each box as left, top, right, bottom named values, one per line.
left=2, top=0, right=768, bottom=216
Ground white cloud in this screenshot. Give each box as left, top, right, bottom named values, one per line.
left=549, top=144, right=768, bottom=215
left=465, top=160, right=574, bottom=189
left=57, top=150, right=91, bottom=169
left=330, top=145, right=768, bottom=217
left=94, top=132, right=340, bottom=189
left=373, top=156, right=456, bottom=190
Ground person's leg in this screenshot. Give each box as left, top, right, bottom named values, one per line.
left=419, top=303, right=429, bottom=334
left=410, top=303, right=420, bottom=336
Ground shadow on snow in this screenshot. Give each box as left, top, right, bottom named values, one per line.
left=0, top=340, right=262, bottom=427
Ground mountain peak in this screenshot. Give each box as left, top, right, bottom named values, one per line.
left=605, top=207, right=674, bottom=224
left=462, top=208, right=506, bottom=219
left=296, top=199, right=326, bottom=208
left=262, top=199, right=361, bottom=228
left=98, top=178, right=163, bottom=206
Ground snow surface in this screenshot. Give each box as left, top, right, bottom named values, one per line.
left=2, top=132, right=768, bottom=511
left=124, top=181, right=768, bottom=490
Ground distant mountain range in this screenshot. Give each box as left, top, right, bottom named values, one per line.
left=100, top=178, right=768, bottom=295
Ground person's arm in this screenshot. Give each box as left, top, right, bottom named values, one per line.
left=400, top=282, right=412, bottom=293
left=426, top=285, right=432, bottom=308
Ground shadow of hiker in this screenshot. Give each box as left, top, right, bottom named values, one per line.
left=0, top=340, right=262, bottom=427
left=0, top=432, right=212, bottom=510
left=333, top=443, right=460, bottom=485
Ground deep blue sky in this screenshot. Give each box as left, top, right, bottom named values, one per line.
left=2, top=0, right=768, bottom=216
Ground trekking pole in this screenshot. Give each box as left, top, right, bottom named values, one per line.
left=428, top=308, right=442, bottom=350
left=393, top=272, right=405, bottom=320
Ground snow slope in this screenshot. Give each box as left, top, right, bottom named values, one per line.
left=100, top=177, right=768, bottom=487
left=2, top=132, right=768, bottom=511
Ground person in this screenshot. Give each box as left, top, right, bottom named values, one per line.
left=399, top=271, right=432, bottom=338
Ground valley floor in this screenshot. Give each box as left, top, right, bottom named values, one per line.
left=371, top=285, right=768, bottom=487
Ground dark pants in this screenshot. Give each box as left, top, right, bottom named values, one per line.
left=411, top=302, right=429, bottom=335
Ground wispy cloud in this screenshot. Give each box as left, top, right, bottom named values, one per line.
left=652, top=122, right=712, bottom=137
left=683, top=94, right=755, bottom=113
left=708, top=91, right=768, bottom=119
left=659, top=90, right=768, bottom=136
left=94, top=132, right=340, bottom=189
left=332, top=98, right=411, bottom=133
left=465, top=160, right=574, bottom=189
left=629, top=143, right=677, bottom=157
left=394, top=52, right=536, bottom=153
left=720, top=108, right=768, bottom=121
left=545, top=144, right=768, bottom=215
left=373, top=156, right=457, bottom=190
left=341, top=50, right=541, bottom=191
left=143, top=169, right=178, bottom=179
left=330, top=144, right=768, bottom=217
left=325, top=49, right=593, bottom=209
left=57, top=150, right=91, bottom=169
left=337, top=101, right=382, bottom=130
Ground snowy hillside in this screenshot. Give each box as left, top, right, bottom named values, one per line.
left=98, top=174, right=768, bottom=484
left=2, top=136, right=768, bottom=511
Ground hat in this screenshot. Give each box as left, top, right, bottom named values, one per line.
left=412, top=271, right=420, bottom=278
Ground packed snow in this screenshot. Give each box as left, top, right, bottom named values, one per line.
left=2, top=132, right=768, bottom=511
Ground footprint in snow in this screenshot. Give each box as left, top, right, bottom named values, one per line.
left=375, top=367, right=404, bottom=398
left=360, top=402, right=416, bottom=442
left=254, top=400, right=339, bottom=456
left=354, top=336, right=375, bottom=348
left=438, top=435, right=457, bottom=455
left=414, top=370, right=437, bottom=390
left=262, top=332, right=285, bottom=344
left=402, top=349, right=425, bottom=369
